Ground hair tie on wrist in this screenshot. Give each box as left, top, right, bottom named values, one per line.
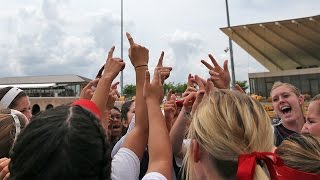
left=135, top=64, right=147, bottom=69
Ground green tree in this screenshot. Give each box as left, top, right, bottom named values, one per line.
left=124, top=82, right=188, bottom=98
left=163, top=82, right=187, bottom=95
left=174, top=83, right=187, bottom=94
left=163, top=82, right=175, bottom=95
left=123, top=84, right=136, bottom=98
left=236, top=80, right=249, bottom=93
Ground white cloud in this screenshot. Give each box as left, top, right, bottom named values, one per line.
left=90, top=12, right=120, bottom=50
left=0, top=0, right=124, bottom=80
left=0, top=0, right=319, bottom=90
left=161, top=30, right=208, bottom=83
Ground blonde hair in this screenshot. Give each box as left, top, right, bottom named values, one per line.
left=0, top=108, right=28, bottom=158
left=183, top=89, right=274, bottom=180
left=270, top=81, right=301, bottom=97
left=277, top=134, right=320, bottom=174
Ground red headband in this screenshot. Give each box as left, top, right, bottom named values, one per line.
left=237, top=152, right=282, bottom=180
left=72, top=99, right=101, bottom=119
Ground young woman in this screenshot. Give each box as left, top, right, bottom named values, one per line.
left=270, top=82, right=305, bottom=146
left=108, top=106, right=123, bottom=147
left=276, top=134, right=320, bottom=179
left=301, top=94, right=320, bottom=137
left=9, top=105, right=111, bottom=180
left=183, top=89, right=275, bottom=180
left=0, top=87, right=32, bottom=120
left=120, top=100, right=135, bottom=135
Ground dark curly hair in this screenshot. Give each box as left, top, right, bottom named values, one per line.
left=9, top=105, right=111, bottom=180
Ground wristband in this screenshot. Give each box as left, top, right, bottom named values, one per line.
left=135, top=64, right=148, bottom=69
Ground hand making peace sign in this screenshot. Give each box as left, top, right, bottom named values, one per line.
left=201, top=54, right=230, bottom=89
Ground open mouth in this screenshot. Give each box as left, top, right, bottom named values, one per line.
left=281, top=106, right=292, bottom=115
left=112, top=125, right=121, bottom=130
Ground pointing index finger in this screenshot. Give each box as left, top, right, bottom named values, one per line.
left=126, top=32, right=134, bottom=46
left=157, top=51, right=164, bottom=67
left=108, top=46, right=115, bottom=59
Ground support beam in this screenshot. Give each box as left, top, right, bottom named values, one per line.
left=280, top=23, right=320, bottom=60
left=290, top=22, right=320, bottom=47
left=222, top=29, right=283, bottom=71
left=299, top=20, right=320, bottom=34
left=248, top=25, right=304, bottom=67
left=263, top=24, right=320, bottom=66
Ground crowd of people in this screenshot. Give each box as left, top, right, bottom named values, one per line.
left=0, top=32, right=319, bottom=180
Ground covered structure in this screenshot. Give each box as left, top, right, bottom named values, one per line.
left=221, top=15, right=320, bottom=97
left=0, top=74, right=91, bottom=115
left=0, top=74, right=91, bottom=97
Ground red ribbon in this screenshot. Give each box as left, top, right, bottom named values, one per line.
left=72, top=99, right=101, bottom=119
left=237, top=152, right=282, bottom=180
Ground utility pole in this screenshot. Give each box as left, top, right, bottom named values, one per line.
left=120, top=0, right=124, bottom=94
left=225, top=0, right=236, bottom=87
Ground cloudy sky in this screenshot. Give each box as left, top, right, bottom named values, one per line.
left=0, top=0, right=319, bottom=88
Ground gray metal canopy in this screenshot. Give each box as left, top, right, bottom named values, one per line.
left=220, top=15, right=320, bottom=71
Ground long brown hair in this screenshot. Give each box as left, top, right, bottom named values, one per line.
left=0, top=109, right=28, bottom=158
left=277, top=134, right=320, bottom=174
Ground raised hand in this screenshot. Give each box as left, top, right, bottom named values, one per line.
left=155, top=51, right=172, bottom=84
left=103, top=46, right=125, bottom=80
left=106, top=82, right=120, bottom=109
left=91, top=46, right=124, bottom=121
left=143, top=70, right=163, bottom=103
left=182, top=74, right=197, bottom=98
left=205, top=78, right=216, bottom=94
left=80, top=78, right=99, bottom=100
left=201, top=54, right=230, bottom=89
left=190, top=75, right=206, bottom=113
left=183, top=75, right=207, bottom=114
left=164, top=89, right=177, bottom=132
left=126, top=32, right=149, bottom=68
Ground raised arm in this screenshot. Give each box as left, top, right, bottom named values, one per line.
left=122, top=33, right=150, bottom=160
left=163, top=89, right=177, bottom=132
left=91, top=46, right=125, bottom=121
left=169, top=74, right=195, bottom=158
left=144, top=69, right=172, bottom=180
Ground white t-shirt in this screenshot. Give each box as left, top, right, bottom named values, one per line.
left=142, top=172, right=167, bottom=180
left=111, top=147, right=140, bottom=180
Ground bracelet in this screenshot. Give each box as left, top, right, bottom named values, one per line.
left=135, top=64, right=148, bottom=69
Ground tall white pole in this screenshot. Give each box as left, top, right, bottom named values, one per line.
left=120, top=0, right=124, bottom=94
left=225, top=0, right=236, bottom=87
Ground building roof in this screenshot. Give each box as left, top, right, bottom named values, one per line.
left=0, top=74, right=92, bottom=85
left=220, top=15, right=320, bottom=71
left=249, top=67, right=320, bottom=78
